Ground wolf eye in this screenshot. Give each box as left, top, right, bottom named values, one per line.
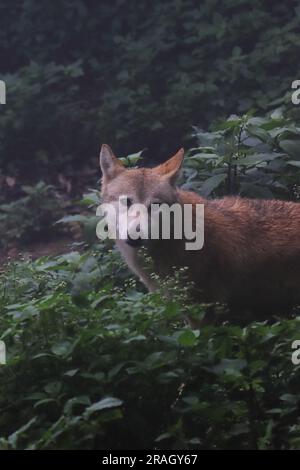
left=120, top=196, right=133, bottom=207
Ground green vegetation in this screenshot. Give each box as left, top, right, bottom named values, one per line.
left=1, top=0, right=300, bottom=451
left=0, top=182, right=64, bottom=249
left=184, top=111, right=300, bottom=199
left=0, top=1, right=300, bottom=176
left=1, top=243, right=300, bottom=450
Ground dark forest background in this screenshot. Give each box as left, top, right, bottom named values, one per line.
left=0, top=0, right=300, bottom=180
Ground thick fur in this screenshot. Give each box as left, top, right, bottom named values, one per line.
left=100, top=145, right=300, bottom=311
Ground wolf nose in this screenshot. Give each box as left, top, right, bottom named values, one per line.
left=126, top=237, right=143, bottom=247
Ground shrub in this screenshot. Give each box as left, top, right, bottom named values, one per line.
left=1, top=0, right=300, bottom=176
left=0, top=182, right=64, bottom=249
left=0, top=247, right=300, bottom=449
left=183, top=110, right=300, bottom=199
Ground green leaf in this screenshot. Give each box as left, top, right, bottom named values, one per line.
left=211, top=359, right=247, bottom=375
left=237, top=153, right=282, bottom=166
left=239, top=183, right=274, bottom=199
left=280, top=394, right=298, bottom=405
left=119, top=150, right=144, bottom=167
left=279, top=140, right=300, bottom=159
left=177, top=329, right=199, bottom=347
left=64, top=396, right=91, bottom=414
left=200, top=174, right=227, bottom=196
left=287, top=160, right=300, bottom=168
left=246, top=124, right=269, bottom=142
left=64, top=369, right=80, bottom=377
left=190, top=153, right=219, bottom=160
left=56, top=214, right=89, bottom=224
left=8, top=417, right=37, bottom=449
left=51, top=340, right=73, bottom=357
left=155, top=432, right=172, bottom=442
left=44, top=381, right=62, bottom=396
left=33, top=398, right=57, bottom=408
left=84, top=397, right=123, bottom=416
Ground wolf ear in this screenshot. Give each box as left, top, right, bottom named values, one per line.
left=154, top=148, right=184, bottom=184
left=100, top=144, right=124, bottom=182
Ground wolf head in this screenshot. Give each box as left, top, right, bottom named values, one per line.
left=99, top=144, right=184, bottom=246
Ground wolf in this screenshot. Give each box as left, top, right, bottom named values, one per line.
left=99, top=144, right=300, bottom=315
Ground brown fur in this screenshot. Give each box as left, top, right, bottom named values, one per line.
left=100, top=145, right=300, bottom=311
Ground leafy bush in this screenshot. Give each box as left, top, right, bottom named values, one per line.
left=183, top=110, right=300, bottom=199
left=0, top=245, right=300, bottom=450
left=1, top=0, right=300, bottom=176
left=0, top=182, right=64, bottom=249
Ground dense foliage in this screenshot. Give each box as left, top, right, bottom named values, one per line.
left=1, top=0, right=300, bottom=177
left=1, top=246, right=300, bottom=450
left=0, top=182, right=64, bottom=249
left=183, top=111, right=300, bottom=199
